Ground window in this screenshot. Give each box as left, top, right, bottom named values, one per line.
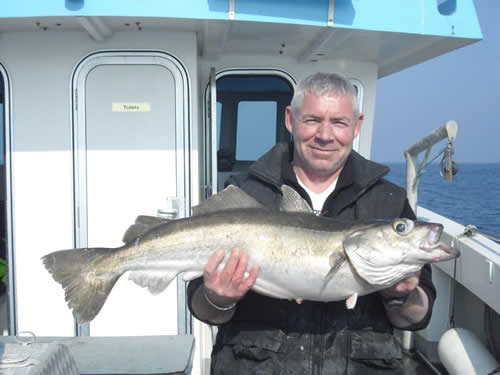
left=216, top=73, right=294, bottom=172
left=236, top=101, right=277, bottom=161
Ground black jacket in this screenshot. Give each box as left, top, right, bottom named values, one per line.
left=188, top=143, right=436, bottom=375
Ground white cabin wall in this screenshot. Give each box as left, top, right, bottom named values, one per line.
left=0, top=30, right=200, bottom=335
left=199, top=56, right=379, bottom=160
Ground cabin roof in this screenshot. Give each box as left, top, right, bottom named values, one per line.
left=0, top=1, right=482, bottom=78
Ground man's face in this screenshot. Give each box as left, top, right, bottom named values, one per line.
left=285, top=91, right=363, bottom=177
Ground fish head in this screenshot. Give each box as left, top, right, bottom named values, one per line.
left=343, top=218, right=460, bottom=287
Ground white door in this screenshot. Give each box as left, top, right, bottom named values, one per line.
left=73, top=51, right=190, bottom=336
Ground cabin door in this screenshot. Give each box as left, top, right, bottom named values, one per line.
left=73, top=51, right=190, bottom=336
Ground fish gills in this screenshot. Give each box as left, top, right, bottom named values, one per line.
left=42, top=247, right=121, bottom=323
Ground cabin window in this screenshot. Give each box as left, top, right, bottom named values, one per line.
left=236, top=101, right=277, bottom=161
left=215, top=73, right=294, bottom=175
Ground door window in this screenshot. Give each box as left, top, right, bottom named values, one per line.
left=216, top=74, right=294, bottom=177
left=236, top=101, right=277, bottom=161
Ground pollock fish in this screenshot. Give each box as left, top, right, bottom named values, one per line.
left=42, top=185, right=459, bottom=323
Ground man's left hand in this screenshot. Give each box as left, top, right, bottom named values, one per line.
left=379, top=271, right=420, bottom=299
left=379, top=271, right=430, bottom=328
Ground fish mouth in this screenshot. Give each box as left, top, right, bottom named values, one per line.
left=420, top=223, right=443, bottom=250
left=420, top=223, right=460, bottom=259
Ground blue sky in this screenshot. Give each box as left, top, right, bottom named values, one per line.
left=372, top=0, right=499, bottom=163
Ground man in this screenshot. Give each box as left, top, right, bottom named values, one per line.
left=188, top=72, right=435, bottom=374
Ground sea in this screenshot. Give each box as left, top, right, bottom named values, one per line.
left=383, top=162, right=500, bottom=239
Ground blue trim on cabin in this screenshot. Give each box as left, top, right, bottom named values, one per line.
left=1, top=0, right=228, bottom=20
left=335, top=0, right=482, bottom=39
left=233, top=0, right=328, bottom=26
left=1, top=0, right=482, bottom=39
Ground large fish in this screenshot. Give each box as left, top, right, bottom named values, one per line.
left=42, top=185, right=459, bottom=323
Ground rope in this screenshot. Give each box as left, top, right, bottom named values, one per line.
left=415, top=146, right=447, bottom=182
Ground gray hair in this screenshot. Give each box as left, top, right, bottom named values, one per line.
left=290, top=72, right=360, bottom=120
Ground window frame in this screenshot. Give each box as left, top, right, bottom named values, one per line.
left=214, top=69, right=296, bottom=171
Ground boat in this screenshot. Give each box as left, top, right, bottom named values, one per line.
left=0, top=1, right=498, bottom=374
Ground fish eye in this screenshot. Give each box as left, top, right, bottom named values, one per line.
left=396, top=223, right=406, bottom=232
left=392, top=219, right=414, bottom=236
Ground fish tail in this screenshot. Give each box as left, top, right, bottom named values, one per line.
left=42, top=247, right=121, bottom=323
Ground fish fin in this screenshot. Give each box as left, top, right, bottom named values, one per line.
left=193, top=185, right=263, bottom=216
left=128, top=270, right=178, bottom=295
left=280, top=185, right=313, bottom=213
left=346, top=293, right=358, bottom=309
left=182, top=271, right=203, bottom=281
left=42, top=248, right=121, bottom=323
left=319, top=251, right=347, bottom=295
left=329, top=250, right=347, bottom=272
left=122, top=215, right=170, bottom=243
left=319, top=251, right=347, bottom=292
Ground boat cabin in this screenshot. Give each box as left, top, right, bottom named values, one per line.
left=1, top=1, right=497, bottom=374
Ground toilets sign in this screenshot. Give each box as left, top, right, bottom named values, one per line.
left=112, top=102, right=151, bottom=112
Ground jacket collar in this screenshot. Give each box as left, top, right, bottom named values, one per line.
left=336, top=151, right=390, bottom=192
left=248, top=142, right=389, bottom=192
left=247, top=143, right=292, bottom=188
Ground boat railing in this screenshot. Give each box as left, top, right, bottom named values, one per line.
left=403, top=120, right=500, bottom=371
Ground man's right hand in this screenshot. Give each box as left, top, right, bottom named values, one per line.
left=203, top=247, right=259, bottom=308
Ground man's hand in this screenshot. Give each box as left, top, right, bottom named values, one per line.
left=379, top=272, right=420, bottom=300
left=203, top=247, right=259, bottom=308
left=379, top=271, right=429, bottom=329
